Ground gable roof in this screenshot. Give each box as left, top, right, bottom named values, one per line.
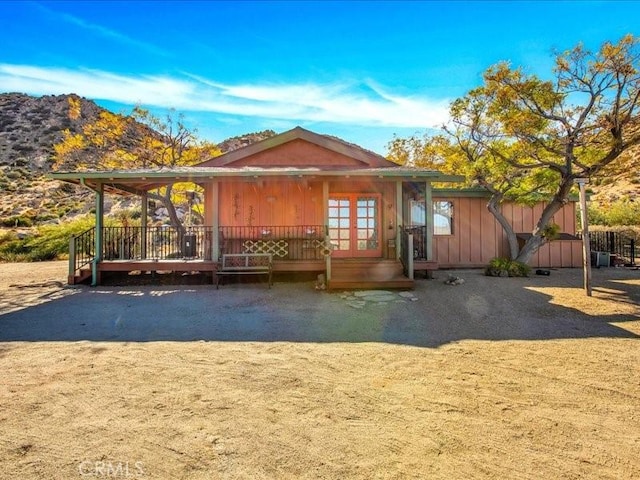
left=50, top=126, right=465, bottom=195
left=197, top=126, right=398, bottom=168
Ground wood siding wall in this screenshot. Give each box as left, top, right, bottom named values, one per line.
left=432, top=196, right=582, bottom=268
left=214, top=180, right=324, bottom=226
left=205, top=178, right=399, bottom=259
left=222, top=139, right=368, bottom=167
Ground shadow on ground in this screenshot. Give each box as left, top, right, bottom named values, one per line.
left=1, top=268, right=638, bottom=348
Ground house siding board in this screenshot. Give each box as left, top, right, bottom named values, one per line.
left=458, top=198, right=472, bottom=264
left=431, top=195, right=581, bottom=268
left=216, top=139, right=367, bottom=168
left=219, top=180, right=323, bottom=227
left=481, top=202, right=497, bottom=263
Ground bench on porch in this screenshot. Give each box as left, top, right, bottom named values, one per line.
left=215, top=253, right=273, bottom=289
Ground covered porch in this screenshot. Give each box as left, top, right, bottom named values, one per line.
left=54, top=167, right=461, bottom=288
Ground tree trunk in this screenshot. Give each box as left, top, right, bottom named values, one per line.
left=148, top=184, right=185, bottom=234
left=487, top=194, right=520, bottom=260
left=512, top=181, right=572, bottom=264
left=487, top=178, right=572, bottom=264
left=514, top=234, right=547, bottom=264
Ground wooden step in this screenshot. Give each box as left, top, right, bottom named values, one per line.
left=70, top=268, right=92, bottom=285
left=329, top=259, right=413, bottom=290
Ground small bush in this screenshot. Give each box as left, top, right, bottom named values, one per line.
left=0, top=215, right=34, bottom=228
left=485, top=257, right=531, bottom=277
left=541, top=223, right=560, bottom=240
left=507, top=260, right=531, bottom=277
left=0, top=216, right=97, bottom=262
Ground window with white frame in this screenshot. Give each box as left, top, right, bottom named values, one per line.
left=433, top=201, right=453, bottom=235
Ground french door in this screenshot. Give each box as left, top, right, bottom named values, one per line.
left=328, top=194, right=382, bottom=258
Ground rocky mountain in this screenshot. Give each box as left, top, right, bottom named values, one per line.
left=0, top=93, right=276, bottom=227
left=0, top=93, right=106, bottom=227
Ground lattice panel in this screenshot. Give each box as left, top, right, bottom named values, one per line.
left=243, top=240, right=289, bottom=258
left=310, top=238, right=333, bottom=257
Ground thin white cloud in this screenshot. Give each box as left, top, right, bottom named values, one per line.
left=33, top=2, right=170, bottom=57
left=0, top=64, right=450, bottom=128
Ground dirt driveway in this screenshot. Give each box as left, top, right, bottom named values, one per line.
left=0, top=261, right=639, bottom=479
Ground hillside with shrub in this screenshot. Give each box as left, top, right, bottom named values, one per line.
left=0, top=93, right=276, bottom=228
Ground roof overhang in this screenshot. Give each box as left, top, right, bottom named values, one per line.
left=50, top=167, right=465, bottom=196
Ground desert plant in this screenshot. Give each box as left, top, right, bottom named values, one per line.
left=541, top=223, right=561, bottom=241
left=0, top=215, right=107, bottom=262
left=588, top=200, right=640, bottom=227
left=485, top=257, right=530, bottom=277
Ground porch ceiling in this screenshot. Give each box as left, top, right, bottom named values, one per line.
left=50, top=166, right=464, bottom=196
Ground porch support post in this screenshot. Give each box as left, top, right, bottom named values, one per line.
left=211, top=181, right=220, bottom=260
left=323, top=180, right=330, bottom=284
left=395, top=180, right=402, bottom=260
left=141, top=192, right=148, bottom=260
left=322, top=180, right=329, bottom=227
left=92, top=182, right=104, bottom=287
left=425, top=181, right=434, bottom=261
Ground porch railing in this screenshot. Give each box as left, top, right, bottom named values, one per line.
left=219, top=225, right=328, bottom=261
left=403, top=225, right=427, bottom=259
left=102, top=226, right=214, bottom=261
left=69, top=227, right=96, bottom=279
left=578, top=230, right=638, bottom=265
left=69, top=224, right=331, bottom=282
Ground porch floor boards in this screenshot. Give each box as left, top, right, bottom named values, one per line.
left=328, top=259, right=414, bottom=290
left=98, top=259, right=218, bottom=273
left=73, top=258, right=418, bottom=289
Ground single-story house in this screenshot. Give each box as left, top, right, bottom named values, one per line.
left=52, top=126, right=582, bottom=288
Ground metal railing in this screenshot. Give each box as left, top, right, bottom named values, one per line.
left=69, top=225, right=329, bottom=280
left=403, top=225, right=427, bottom=259
left=580, top=230, right=638, bottom=265
left=69, top=227, right=95, bottom=278
left=219, top=225, right=327, bottom=260
left=102, top=226, right=214, bottom=261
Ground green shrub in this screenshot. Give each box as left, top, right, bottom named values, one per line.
left=541, top=223, right=560, bottom=240
left=589, top=200, right=640, bottom=227
left=485, top=257, right=531, bottom=277
left=0, top=215, right=34, bottom=228
left=507, top=260, right=531, bottom=277
left=0, top=216, right=97, bottom=262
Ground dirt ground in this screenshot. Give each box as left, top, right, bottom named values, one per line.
left=0, top=261, right=639, bottom=479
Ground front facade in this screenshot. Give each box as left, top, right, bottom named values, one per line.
left=53, top=126, right=581, bottom=287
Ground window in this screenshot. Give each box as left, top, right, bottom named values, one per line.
left=409, top=200, right=426, bottom=226
left=433, top=201, right=453, bottom=235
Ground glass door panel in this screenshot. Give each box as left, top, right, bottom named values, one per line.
left=355, top=196, right=380, bottom=256
left=328, top=197, right=351, bottom=256
left=328, top=194, right=381, bottom=257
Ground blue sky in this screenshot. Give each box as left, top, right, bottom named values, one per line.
left=0, top=1, right=637, bottom=154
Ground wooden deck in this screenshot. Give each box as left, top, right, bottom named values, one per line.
left=70, top=259, right=218, bottom=285
left=71, top=258, right=434, bottom=289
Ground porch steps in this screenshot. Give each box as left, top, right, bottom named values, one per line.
left=328, top=259, right=413, bottom=290
left=70, top=268, right=92, bottom=285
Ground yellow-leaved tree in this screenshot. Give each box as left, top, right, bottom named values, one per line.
left=388, top=35, right=640, bottom=264
left=53, top=105, right=221, bottom=230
